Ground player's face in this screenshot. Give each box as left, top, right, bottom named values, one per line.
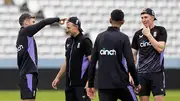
left=66, top=22, right=77, bottom=36
left=141, top=14, right=154, bottom=28
left=24, top=18, right=36, bottom=26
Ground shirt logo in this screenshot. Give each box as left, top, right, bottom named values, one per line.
left=82, top=95, right=86, bottom=98
left=17, top=45, right=24, bottom=52
left=67, top=44, right=70, bottom=48
left=153, top=32, right=157, bottom=37
left=140, top=41, right=151, bottom=47
left=77, top=43, right=80, bottom=48
left=139, top=34, right=143, bottom=38
left=100, top=48, right=116, bottom=55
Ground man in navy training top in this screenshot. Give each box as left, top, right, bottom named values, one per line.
left=16, top=13, right=66, bottom=101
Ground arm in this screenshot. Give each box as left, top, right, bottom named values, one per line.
left=131, top=32, right=139, bottom=64
left=52, top=59, right=66, bottom=89
left=55, top=60, right=66, bottom=80
left=123, top=36, right=139, bottom=86
left=88, top=36, right=99, bottom=88
left=132, top=48, right=138, bottom=64
left=142, top=27, right=167, bottom=53
left=83, top=38, right=92, bottom=87
left=22, top=18, right=60, bottom=37
left=146, top=34, right=165, bottom=53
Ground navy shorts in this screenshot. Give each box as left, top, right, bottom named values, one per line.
left=98, top=86, right=138, bottom=101
left=19, top=74, right=38, bottom=100
left=138, top=72, right=165, bottom=96
left=65, top=86, right=90, bottom=101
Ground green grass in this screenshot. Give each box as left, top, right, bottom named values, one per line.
left=0, top=90, right=179, bottom=101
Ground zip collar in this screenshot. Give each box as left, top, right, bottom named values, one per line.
left=71, top=33, right=83, bottom=40
left=107, top=27, right=120, bottom=31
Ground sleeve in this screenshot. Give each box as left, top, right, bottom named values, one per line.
left=131, top=32, right=139, bottom=50
left=158, top=27, right=167, bottom=42
left=88, top=35, right=99, bottom=88
left=22, top=18, right=60, bottom=37
left=83, top=38, right=93, bottom=56
left=123, top=36, right=139, bottom=86
left=65, top=38, right=69, bottom=57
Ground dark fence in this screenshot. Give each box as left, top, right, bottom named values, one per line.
left=0, top=68, right=180, bottom=89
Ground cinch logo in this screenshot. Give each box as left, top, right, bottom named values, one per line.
left=17, top=45, right=24, bottom=52
left=140, top=41, right=151, bottom=47
left=100, top=48, right=116, bottom=55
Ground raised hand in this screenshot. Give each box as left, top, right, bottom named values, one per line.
left=59, top=18, right=67, bottom=25
left=142, top=26, right=151, bottom=37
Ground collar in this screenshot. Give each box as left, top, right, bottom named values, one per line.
left=107, top=26, right=120, bottom=31
left=71, top=33, right=83, bottom=40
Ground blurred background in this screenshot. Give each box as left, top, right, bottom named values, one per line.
left=0, top=0, right=180, bottom=100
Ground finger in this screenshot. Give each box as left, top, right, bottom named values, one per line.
left=52, top=81, right=55, bottom=87
left=52, top=82, right=57, bottom=89
left=147, top=27, right=150, bottom=30
left=142, top=24, right=146, bottom=29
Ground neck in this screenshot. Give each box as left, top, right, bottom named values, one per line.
left=149, top=23, right=155, bottom=29
left=72, top=31, right=80, bottom=37
left=111, top=24, right=121, bottom=28
left=23, top=24, right=28, bottom=27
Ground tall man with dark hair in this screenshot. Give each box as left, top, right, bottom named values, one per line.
left=52, top=17, right=92, bottom=101
left=87, top=9, right=141, bottom=101
left=131, top=8, right=167, bottom=101
left=16, top=13, right=66, bottom=101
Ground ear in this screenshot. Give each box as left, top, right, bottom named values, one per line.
left=23, top=19, right=28, bottom=26
left=109, top=17, right=112, bottom=24
left=121, top=20, right=124, bottom=25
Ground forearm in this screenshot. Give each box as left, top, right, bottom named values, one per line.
left=88, top=56, right=97, bottom=87
left=41, top=18, right=60, bottom=25
left=24, top=18, right=60, bottom=36
left=56, top=62, right=66, bottom=79
left=147, top=34, right=165, bottom=53
left=132, top=49, right=137, bottom=64
left=88, top=65, right=96, bottom=87
left=128, top=65, right=139, bottom=86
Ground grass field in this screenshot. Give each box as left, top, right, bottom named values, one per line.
left=0, top=90, right=180, bottom=101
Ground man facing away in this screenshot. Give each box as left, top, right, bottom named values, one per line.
left=16, top=13, right=66, bottom=101
left=131, top=8, right=167, bottom=101
left=52, top=17, right=92, bottom=101
left=87, top=9, right=141, bottom=101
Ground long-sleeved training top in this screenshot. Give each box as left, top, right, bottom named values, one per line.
left=16, top=18, right=60, bottom=76
left=88, top=27, right=139, bottom=89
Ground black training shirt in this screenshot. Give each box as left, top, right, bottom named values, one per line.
left=88, top=27, right=139, bottom=89
left=131, top=26, right=167, bottom=73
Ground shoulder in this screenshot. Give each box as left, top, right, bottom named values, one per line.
left=18, top=28, right=25, bottom=36
left=155, top=26, right=167, bottom=36
left=65, top=36, right=72, bottom=44
left=94, top=31, right=105, bottom=41
left=81, top=35, right=92, bottom=45
left=135, top=29, right=143, bottom=35
left=118, top=32, right=130, bottom=40
left=155, top=26, right=166, bottom=30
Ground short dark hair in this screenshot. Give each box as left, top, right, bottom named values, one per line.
left=19, top=13, right=35, bottom=26
left=111, top=9, right=124, bottom=21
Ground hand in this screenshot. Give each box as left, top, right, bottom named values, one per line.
left=52, top=77, right=60, bottom=89
left=59, top=18, right=67, bottom=25
left=129, top=74, right=134, bottom=86
left=85, top=81, right=88, bottom=89
left=134, top=84, right=141, bottom=94
left=142, top=26, right=151, bottom=37
left=86, top=88, right=96, bottom=100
